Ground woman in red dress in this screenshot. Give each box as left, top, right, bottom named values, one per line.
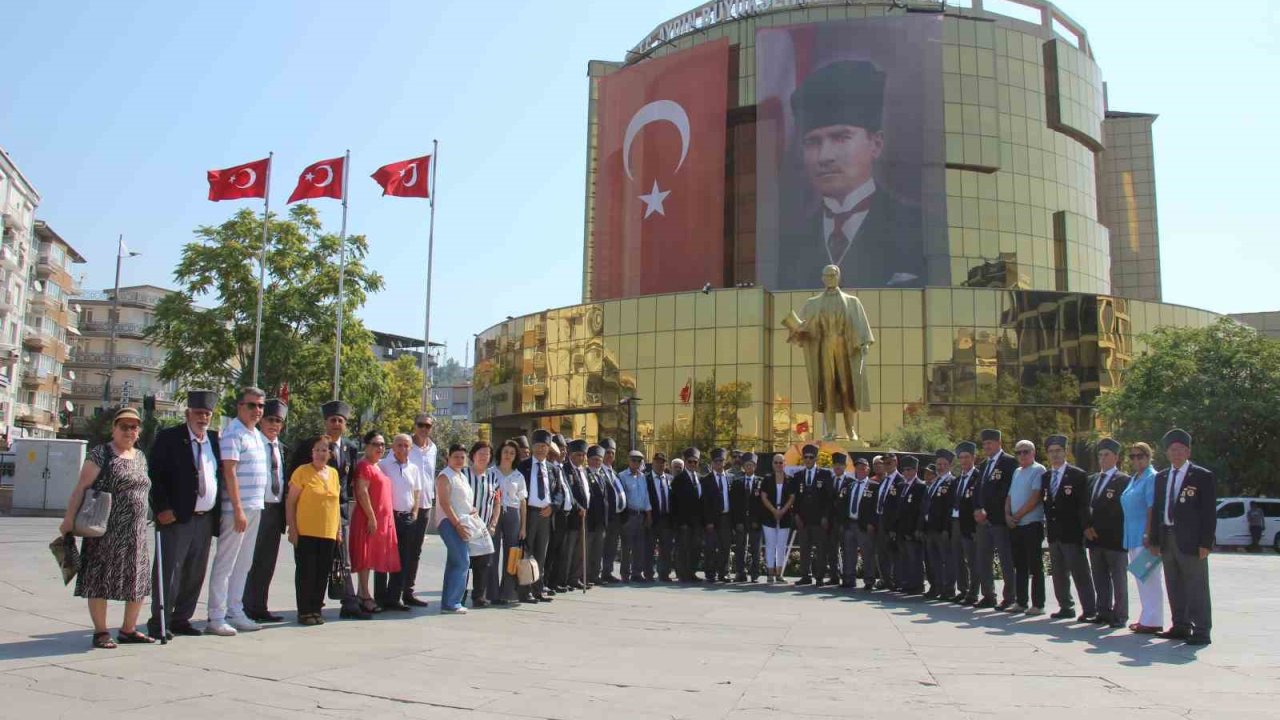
left=349, top=431, right=400, bottom=613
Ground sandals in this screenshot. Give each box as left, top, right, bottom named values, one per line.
left=116, top=630, right=155, bottom=644
left=359, top=598, right=382, bottom=614
left=92, top=631, right=117, bottom=649
left=299, top=613, right=325, bottom=626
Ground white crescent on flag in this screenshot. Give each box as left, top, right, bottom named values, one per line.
left=232, top=168, right=256, bottom=189
left=313, top=165, right=334, bottom=187
left=623, top=100, right=691, bottom=180
left=401, top=163, right=418, bottom=187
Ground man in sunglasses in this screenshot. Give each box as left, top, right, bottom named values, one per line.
left=402, top=414, right=437, bottom=607
left=792, top=444, right=834, bottom=586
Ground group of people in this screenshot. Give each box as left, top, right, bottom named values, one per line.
left=57, top=389, right=1217, bottom=650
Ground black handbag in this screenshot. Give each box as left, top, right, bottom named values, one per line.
left=327, top=541, right=346, bottom=600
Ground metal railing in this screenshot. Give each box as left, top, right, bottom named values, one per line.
left=69, top=352, right=164, bottom=370
left=76, top=290, right=165, bottom=308
left=79, top=320, right=147, bottom=335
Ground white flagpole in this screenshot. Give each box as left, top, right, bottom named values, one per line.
left=252, top=152, right=273, bottom=387
left=332, top=149, right=350, bottom=401
left=420, top=140, right=438, bottom=412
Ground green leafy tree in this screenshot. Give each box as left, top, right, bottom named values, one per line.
left=147, top=206, right=387, bottom=446
left=653, top=379, right=756, bottom=456
left=374, top=355, right=425, bottom=437
left=431, top=417, right=481, bottom=460
left=946, top=371, right=1082, bottom=458
left=433, top=356, right=469, bottom=386
left=882, top=407, right=954, bottom=453
left=1096, top=318, right=1280, bottom=495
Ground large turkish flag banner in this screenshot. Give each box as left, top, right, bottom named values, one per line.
left=592, top=39, right=729, bottom=301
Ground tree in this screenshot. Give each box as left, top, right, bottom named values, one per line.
left=652, top=379, right=756, bottom=456
left=945, top=371, right=1082, bottom=457
left=433, top=356, right=469, bottom=386
left=1096, top=318, right=1280, bottom=496
left=882, top=407, right=953, bottom=453
left=374, top=355, right=425, bottom=437
left=147, top=206, right=387, bottom=445
left=431, top=417, right=481, bottom=461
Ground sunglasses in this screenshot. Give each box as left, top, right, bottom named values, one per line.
left=241, top=401, right=265, bottom=409
left=416, top=423, right=432, bottom=428
left=1128, top=454, right=1147, bottom=460
left=117, top=423, right=141, bottom=431
left=1016, top=449, right=1034, bottom=455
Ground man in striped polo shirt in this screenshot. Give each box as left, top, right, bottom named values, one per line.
left=206, top=386, right=270, bottom=636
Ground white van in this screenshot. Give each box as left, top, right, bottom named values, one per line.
left=1215, top=497, right=1280, bottom=551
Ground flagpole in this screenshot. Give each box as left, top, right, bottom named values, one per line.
left=420, top=139, right=438, bottom=412
left=332, top=149, right=350, bottom=401
left=251, top=151, right=273, bottom=387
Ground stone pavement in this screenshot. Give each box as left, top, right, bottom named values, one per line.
left=1, top=516, right=1277, bottom=719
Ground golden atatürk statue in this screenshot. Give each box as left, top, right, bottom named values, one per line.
left=784, top=265, right=875, bottom=440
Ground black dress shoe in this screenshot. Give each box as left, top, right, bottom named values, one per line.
left=1157, top=627, right=1190, bottom=640
left=382, top=602, right=412, bottom=612
left=472, top=599, right=491, bottom=609
left=555, top=586, right=570, bottom=593
left=1092, top=613, right=1113, bottom=625
left=734, top=574, right=748, bottom=583
left=259, top=612, right=285, bottom=623
left=1077, top=613, right=1096, bottom=622
left=795, top=576, right=813, bottom=586
left=974, top=598, right=997, bottom=609
left=569, top=581, right=585, bottom=590
left=1051, top=608, right=1076, bottom=619
left=630, top=575, right=646, bottom=583
left=1185, top=634, right=1212, bottom=646
left=520, top=597, right=539, bottom=604
left=537, top=595, right=553, bottom=603
left=403, top=597, right=430, bottom=608
left=171, top=623, right=203, bottom=637
left=339, top=608, right=373, bottom=620
left=545, top=588, right=557, bottom=596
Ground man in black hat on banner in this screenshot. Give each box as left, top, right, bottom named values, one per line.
left=243, top=398, right=289, bottom=623
left=1150, top=429, right=1216, bottom=645
left=147, top=390, right=223, bottom=639
left=778, top=60, right=926, bottom=289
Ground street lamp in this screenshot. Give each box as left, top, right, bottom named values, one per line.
left=103, top=235, right=141, bottom=406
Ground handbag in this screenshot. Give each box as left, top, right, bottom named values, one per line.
left=506, top=544, right=524, bottom=575
left=49, top=534, right=80, bottom=585
left=517, top=556, right=541, bottom=586
left=73, top=447, right=115, bottom=538
left=327, top=541, right=346, bottom=600
left=459, top=515, right=494, bottom=557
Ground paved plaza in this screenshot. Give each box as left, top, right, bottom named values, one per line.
left=1, top=516, right=1277, bottom=719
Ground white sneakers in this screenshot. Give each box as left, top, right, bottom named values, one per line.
left=442, top=606, right=469, bottom=615
left=205, top=616, right=261, bottom=635
left=1007, top=603, right=1027, bottom=613
left=204, top=621, right=237, bottom=637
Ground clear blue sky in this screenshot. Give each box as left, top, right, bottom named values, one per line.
left=4, top=1, right=1277, bottom=366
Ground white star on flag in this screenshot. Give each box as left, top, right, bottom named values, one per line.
left=638, top=180, right=671, bottom=219
left=304, top=171, right=315, bottom=182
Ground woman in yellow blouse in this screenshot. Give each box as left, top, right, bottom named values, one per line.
left=287, top=436, right=341, bottom=626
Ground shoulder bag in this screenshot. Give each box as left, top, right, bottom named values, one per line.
left=73, top=447, right=115, bottom=538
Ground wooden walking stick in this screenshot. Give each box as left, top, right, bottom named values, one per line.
left=581, top=508, right=587, bottom=594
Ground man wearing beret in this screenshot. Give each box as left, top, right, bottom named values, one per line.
left=618, top=449, right=651, bottom=583
left=1085, top=438, right=1131, bottom=628
left=730, top=452, right=763, bottom=582
left=243, top=398, right=290, bottom=623
left=923, top=450, right=956, bottom=600
left=825, top=452, right=850, bottom=586
left=836, top=456, right=866, bottom=588
left=599, top=438, right=627, bottom=584
left=973, top=429, right=1018, bottom=610
left=516, top=429, right=558, bottom=603
left=950, top=442, right=980, bottom=604
left=584, top=445, right=611, bottom=585
left=778, top=60, right=925, bottom=289
left=894, top=456, right=926, bottom=595
left=1042, top=434, right=1097, bottom=621
left=851, top=458, right=880, bottom=591
left=792, top=444, right=834, bottom=586
left=645, top=452, right=675, bottom=581
left=700, top=448, right=734, bottom=583
left=670, top=448, right=705, bottom=582
left=1150, top=429, right=1216, bottom=645
left=559, top=438, right=591, bottom=591
left=147, top=390, right=223, bottom=639
left=871, top=453, right=901, bottom=590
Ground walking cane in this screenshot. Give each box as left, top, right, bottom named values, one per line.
left=580, top=509, right=587, bottom=594
left=154, top=523, right=168, bottom=645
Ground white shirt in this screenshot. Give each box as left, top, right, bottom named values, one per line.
left=717, top=472, right=729, bottom=514
left=262, top=435, right=284, bottom=503
left=378, top=456, right=422, bottom=513
left=436, top=466, right=473, bottom=529
left=409, top=439, right=437, bottom=509
left=821, top=179, right=876, bottom=264
left=1164, top=462, right=1188, bottom=526
left=190, top=429, right=217, bottom=513
left=652, top=472, right=670, bottom=514
left=1049, top=462, right=1066, bottom=497
left=1093, top=467, right=1116, bottom=501
left=953, top=469, right=973, bottom=517
left=525, top=459, right=550, bottom=508
left=498, top=467, right=528, bottom=508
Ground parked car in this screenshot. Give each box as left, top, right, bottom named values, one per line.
left=1215, top=497, right=1280, bottom=551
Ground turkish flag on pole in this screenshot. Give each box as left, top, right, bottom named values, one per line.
left=591, top=38, right=729, bottom=301
left=287, top=156, right=346, bottom=204
left=371, top=156, right=431, bottom=198
left=207, top=157, right=270, bottom=201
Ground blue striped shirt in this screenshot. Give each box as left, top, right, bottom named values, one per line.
left=219, top=417, right=268, bottom=512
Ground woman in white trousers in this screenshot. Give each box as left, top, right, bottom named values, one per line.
left=1121, top=442, right=1163, bottom=633
left=758, top=454, right=796, bottom=583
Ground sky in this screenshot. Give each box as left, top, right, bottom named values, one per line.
left=4, top=1, right=1278, bottom=366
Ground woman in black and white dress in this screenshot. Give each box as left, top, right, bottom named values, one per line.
left=59, top=407, right=154, bottom=649
left=464, top=441, right=501, bottom=608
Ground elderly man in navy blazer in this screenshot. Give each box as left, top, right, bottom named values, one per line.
left=147, top=390, right=223, bottom=639
left=1150, top=429, right=1217, bottom=645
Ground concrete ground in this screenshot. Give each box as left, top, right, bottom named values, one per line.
left=1, top=516, right=1277, bottom=719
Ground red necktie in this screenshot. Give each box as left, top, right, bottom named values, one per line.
left=825, top=194, right=874, bottom=262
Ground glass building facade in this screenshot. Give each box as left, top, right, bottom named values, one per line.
left=476, top=1, right=1217, bottom=455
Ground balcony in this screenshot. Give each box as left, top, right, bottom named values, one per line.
left=69, top=381, right=176, bottom=403
left=76, top=289, right=165, bottom=309
left=20, top=369, right=48, bottom=388
left=0, top=245, right=19, bottom=271
left=68, top=352, right=164, bottom=371
left=22, top=329, right=62, bottom=352
left=80, top=320, right=148, bottom=337
left=15, top=404, right=55, bottom=429
left=70, top=382, right=105, bottom=398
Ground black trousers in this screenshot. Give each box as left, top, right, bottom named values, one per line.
left=705, top=515, right=731, bottom=579
left=294, top=536, right=335, bottom=615
left=377, top=511, right=423, bottom=604
left=546, top=510, right=570, bottom=589
left=796, top=521, right=826, bottom=579
left=148, top=512, right=214, bottom=633
left=602, top=512, right=624, bottom=577
left=650, top=520, right=675, bottom=579
left=733, top=524, right=761, bottom=578
left=1011, top=522, right=1046, bottom=608
left=521, top=509, right=551, bottom=598
left=243, top=502, right=285, bottom=615
left=469, top=554, right=492, bottom=605
left=676, top=523, right=701, bottom=580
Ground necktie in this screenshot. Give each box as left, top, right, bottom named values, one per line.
left=1165, top=466, right=1180, bottom=525
left=1051, top=467, right=1062, bottom=497
left=536, top=462, right=546, bottom=501
left=195, top=437, right=207, bottom=499
left=694, top=473, right=701, bottom=498
left=850, top=480, right=859, bottom=518
left=269, top=441, right=281, bottom=497
left=1094, top=471, right=1110, bottom=501
left=659, top=476, right=667, bottom=514
left=825, top=195, right=873, bottom=264
left=807, top=469, right=814, bottom=487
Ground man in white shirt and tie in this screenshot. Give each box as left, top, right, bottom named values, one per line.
left=702, top=448, right=734, bottom=583
left=1042, top=434, right=1097, bottom=621
left=243, top=399, right=290, bottom=623
left=517, top=430, right=557, bottom=603
left=950, top=442, right=979, bottom=604
left=1150, top=429, right=1216, bottom=645
left=646, top=454, right=675, bottom=582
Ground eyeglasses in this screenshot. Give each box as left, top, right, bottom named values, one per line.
left=416, top=423, right=432, bottom=428
left=117, top=423, right=141, bottom=432
left=241, top=401, right=265, bottom=409
left=1015, top=449, right=1034, bottom=455
left=1128, top=454, right=1147, bottom=460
